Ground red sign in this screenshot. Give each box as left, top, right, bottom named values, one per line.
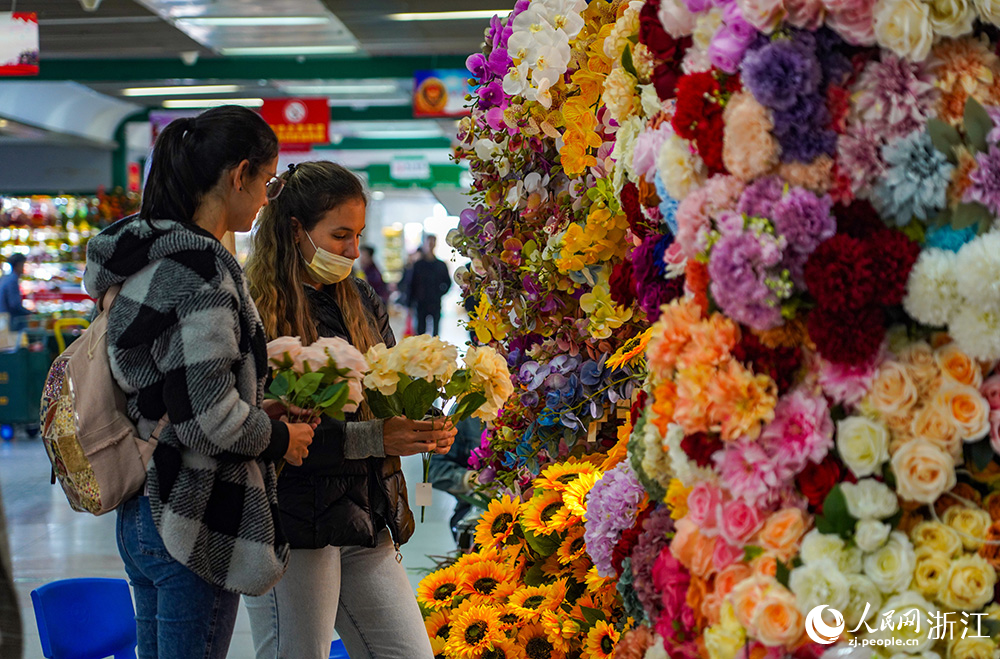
left=127, top=162, right=141, bottom=193
left=0, top=13, right=39, bottom=77
left=259, top=98, right=329, bottom=147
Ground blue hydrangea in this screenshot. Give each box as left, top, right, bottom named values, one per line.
left=872, top=130, right=954, bottom=227
left=924, top=223, right=977, bottom=252
left=654, top=173, right=679, bottom=235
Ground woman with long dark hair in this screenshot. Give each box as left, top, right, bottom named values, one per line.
left=243, top=160, right=454, bottom=659
left=83, top=106, right=314, bottom=659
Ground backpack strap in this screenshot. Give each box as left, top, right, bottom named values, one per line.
left=97, top=284, right=122, bottom=314
left=149, top=415, right=170, bottom=442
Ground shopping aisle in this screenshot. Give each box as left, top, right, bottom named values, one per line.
left=0, top=437, right=459, bottom=658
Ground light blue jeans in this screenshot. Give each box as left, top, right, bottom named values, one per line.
left=243, top=530, right=433, bottom=659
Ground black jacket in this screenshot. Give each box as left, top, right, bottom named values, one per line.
left=276, top=277, right=415, bottom=550
left=407, top=257, right=451, bottom=308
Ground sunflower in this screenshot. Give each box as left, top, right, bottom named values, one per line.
left=536, top=460, right=600, bottom=492
left=584, top=565, right=612, bottom=591
left=555, top=527, right=588, bottom=566
left=497, top=603, right=524, bottom=631
left=475, top=495, right=521, bottom=549
left=477, top=636, right=524, bottom=659
left=571, top=557, right=593, bottom=583
left=583, top=620, right=619, bottom=659
left=521, top=490, right=567, bottom=536
left=445, top=603, right=506, bottom=659
left=517, top=623, right=566, bottom=659
left=418, top=565, right=464, bottom=610
left=599, top=420, right=631, bottom=471
left=562, top=472, right=602, bottom=519
left=507, top=584, right=561, bottom=620
left=539, top=610, right=578, bottom=654
left=541, top=552, right=571, bottom=578
left=606, top=327, right=653, bottom=370
left=431, top=635, right=447, bottom=659
left=425, top=609, right=453, bottom=642
left=461, top=560, right=508, bottom=602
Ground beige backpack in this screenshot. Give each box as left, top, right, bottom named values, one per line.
left=39, top=285, right=166, bottom=515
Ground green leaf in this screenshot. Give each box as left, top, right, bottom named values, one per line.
left=523, top=529, right=560, bottom=557
left=444, top=370, right=471, bottom=399
left=951, top=202, right=993, bottom=231
left=965, top=438, right=996, bottom=472
left=269, top=371, right=294, bottom=397
left=315, top=382, right=344, bottom=405
left=292, top=371, right=324, bottom=399
left=742, top=546, right=764, bottom=562
left=776, top=561, right=791, bottom=588
left=524, top=562, right=547, bottom=587
left=818, top=484, right=856, bottom=539
left=401, top=378, right=441, bottom=420
left=580, top=606, right=607, bottom=627
left=981, top=618, right=1000, bottom=638
left=964, top=95, right=994, bottom=153
left=365, top=389, right=402, bottom=419
left=621, top=45, right=638, bottom=79
left=926, top=118, right=961, bottom=163
left=453, top=392, right=488, bottom=423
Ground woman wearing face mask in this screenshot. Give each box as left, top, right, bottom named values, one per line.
left=83, top=106, right=314, bottom=659
left=243, top=161, right=454, bottom=659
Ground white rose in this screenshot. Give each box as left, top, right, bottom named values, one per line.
left=790, top=559, right=851, bottom=613
left=837, top=416, right=891, bottom=478
left=838, top=545, right=865, bottom=575
left=874, top=0, right=934, bottom=61
left=842, top=479, right=900, bottom=520
left=975, top=0, right=1000, bottom=25
left=863, top=531, right=917, bottom=594
left=293, top=345, right=330, bottom=374
left=657, top=134, right=706, bottom=200
left=800, top=529, right=846, bottom=564
left=870, top=591, right=935, bottom=653
left=312, top=336, right=368, bottom=374
left=855, top=519, right=892, bottom=553
left=843, top=574, right=883, bottom=631
left=925, top=0, right=976, bottom=36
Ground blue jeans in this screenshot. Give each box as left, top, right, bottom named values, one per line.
left=116, top=496, right=240, bottom=659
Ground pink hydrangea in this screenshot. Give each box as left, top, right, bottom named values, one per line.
left=759, top=388, right=834, bottom=473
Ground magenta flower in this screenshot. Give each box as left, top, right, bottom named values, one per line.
left=759, top=388, right=834, bottom=474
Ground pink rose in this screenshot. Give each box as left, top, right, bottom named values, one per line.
left=292, top=345, right=330, bottom=374
left=991, top=410, right=1000, bottom=454
left=686, top=481, right=722, bottom=534
left=709, top=27, right=748, bottom=74
left=266, top=336, right=303, bottom=366
left=720, top=498, right=764, bottom=546
left=786, top=0, right=826, bottom=28
left=981, top=375, right=1000, bottom=410
left=713, top=536, right=745, bottom=572
left=659, top=0, right=697, bottom=38
left=823, top=0, right=876, bottom=45
left=736, top=0, right=785, bottom=32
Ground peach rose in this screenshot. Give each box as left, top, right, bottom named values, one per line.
left=752, top=552, right=779, bottom=579
left=722, top=92, right=780, bottom=182
left=671, top=519, right=718, bottom=578
left=266, top=335, right=304, bottom=366
left=869, top=361, right=919, bottom=418
left=978, top=522, right=1000, bottom=571
left=935, top=385, right=991, bottom=442
left=752, top=584, right=805, bottom=649
left=910, top=403, right=962, bottom=460
left=687, top=576, right=711, bottom=630
left=891, top=438, right=957, bottom=504
left=716, top=564, right=754, bottom=601
left=758, top=508, right=809, bottom=562
left=729, top=574, right=770, bottom=630
left=898, top=341, right=941, bottom=394
left=937, top=343, right=984, bottom=388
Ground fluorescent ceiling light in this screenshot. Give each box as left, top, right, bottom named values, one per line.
left=123, top=84, right=241, bottom=97
left=387, top=10, right=506, bottom=21
left=281, top=84, right=397, bottom=95
left=162, top=98, right=264, bottom=109
left=220, top=45, right=358, bottom=56
left=354, top=129, right=445, bottom=139
left=178, top=16, right=330, bottom=26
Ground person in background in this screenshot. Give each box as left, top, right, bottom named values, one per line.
left=84, top=106, right=314, bottom=659
left=0, top=254, right=30, bottom=331
left=244, top=160, right=455, bottom=659
left=397, top=249, right=422, bottom=337
left=406, top=235, right=451, bottom=336
left=357, top=245, right=389, bottom=304
left=427, top=416, right=483, bottom=549
left=0, top=482, right=21, bottom=659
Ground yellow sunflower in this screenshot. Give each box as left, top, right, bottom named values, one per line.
left=521, top=490, right=567, bottom=536
left=425, top=609, right=453, bottom=642
left=556, top=527, right=588, bottom=566
left=571, top=557, right=593, bottom=583
left=584, top=565, right=612, bottom=591
left=497, top=603, right=524, bottom=631
left=541, top=552, right=571, bottom=578
left=418, top=565, right=463, bottom=610
left=445, top=603, right=506, bottom=659
left=516, top=623, right=566, bottom=659
left=562, top=472, right=602, bottom=519
left=665, top=479, right=692, bottom=519
left=507, top=582, right=566, bottom=620
left=583, top=620, right=619, bottom=659
left=599, top=420, right=631, bottom=471
left=536, top=460, right=600, bottom=492
left=475, top=495, right=521, bottom=549
left=547, top=506, right=580, bottom=534
left=539, top=610, right=579, bottom=654
left=605, top=327, right=654, bottom=370
left=461, top=560, right=508, bottom=602
left=431, top=635, right=447, bottom=659
left=478, top=636, right=524, bottom=659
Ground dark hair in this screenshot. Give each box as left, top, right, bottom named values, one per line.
left=6, top=254, right=26, bottom=268
left=140, top=105, right=278, bottom=224
left=360, top=245, right=375, bottom=258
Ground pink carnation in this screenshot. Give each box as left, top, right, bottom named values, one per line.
left=633, top=124, right=675, bottom=183
left=759, top=389, right=835, bottom=473
left=676, top=187, right=712, bottom=259
left=719, top=498, right=764, bottom=546
left=823, top=0, right=875, bottom=46
left=686, top=481, right=722, bottom=535
left=713, top=441, right=791, bottom=507
left=817, top=352, right=881, bottom=408
left=785, top=0, right=826, bottom=29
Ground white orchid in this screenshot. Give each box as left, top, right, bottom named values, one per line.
left=502, top=60, right=531, bottom=97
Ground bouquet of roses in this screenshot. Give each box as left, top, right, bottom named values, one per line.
left=265, top=335, right=368, bottom=425
left=363, top=334, right=515, bottom=519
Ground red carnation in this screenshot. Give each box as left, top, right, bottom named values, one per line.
left=834, top=199, right=881, bottom=239
left=807, top=305, right=886, bottom=366
left=621, top=182, right=646, bottom=238
left=796, top=454, right=842, bottom=513
left=696, top=122, right=726, bottom=175
left=681, top=432, right=722, bottom=469
left=732, top=332, right=803, bottom=394
left=612, top=505, right=653, bottom=576
left=804, top=234, right=877, bottom=311
left=653, top=61, right=684, bottom=101
left=630, top=390, right=648, bottom=425
left=609, top=260, right=638, bottom=308
left=866, top=228, right=921, bottom=306
left=672, top=72, right=722, bottom=140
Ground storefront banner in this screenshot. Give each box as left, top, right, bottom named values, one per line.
left=259, top=98, right=329, bottom=146
left=413, top=69, right=472, bottom=118
left=0, top=13, right=39, bottom=77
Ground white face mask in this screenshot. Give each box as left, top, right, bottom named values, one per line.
left=300, top=231, right=354, bottom=284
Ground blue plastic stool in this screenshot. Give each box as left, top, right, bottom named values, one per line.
left=31, top=577, right=138, bottom=659
left=330, top=638, right=350, bottom=658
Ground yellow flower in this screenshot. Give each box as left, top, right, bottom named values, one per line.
left=556, top=527, right=588, bottom=566
left=606, top=328, right=654, bottom=370
left=363, top=343, right=400, bottom=395
left=475, top=495, right=521, bottom=551
left=560, top=141, right=599, bottom=177
left=599, top=421, right=630, bottom=471
left=468, top=291, right=509, bottom=344
left=464, top=345, right=515, bottom=422
left=562, top=471, right=603, bottom=519
left=938, top=554, right=997, bottom=611
left=516, top=622, right=566, bottom=659
left=583, top=620, right=619, bottom=659
left=425, top=609, right=453, bottom=642
left=539, top=611, right=575, bottom=654
left=521, top=490, right=567, bottom=536
left=585, top=565, right=613, bottom=591
left=666, top=479, right=693, bottom=519
left=536, top=460, right=600, bottom=492
left=580, top=285, right=634, bottom=340
left=418, top=565, right=463, bottom=610
left=460, top=560, right=508, bottom=603
left=445, top=603, right=506, bottom=659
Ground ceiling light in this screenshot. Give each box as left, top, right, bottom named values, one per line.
left=162, top=98, right=264, bottom=109
left=0, top=120, right=8, bottom=129
left=354, top=129, right=445, bottom=139
left=178, top=16, right=330, bottom=27
left=220, top=45, right=358, bottom=56
left=123, top=84, right=241, bottom=97
left=387, top=10, right=506, bottom=21
left=281, top=84, right=397, bottom=95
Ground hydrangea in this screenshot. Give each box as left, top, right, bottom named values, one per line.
left=584, top=462, right=648, bottom=577
left=872, top=130, right=954, bottom=226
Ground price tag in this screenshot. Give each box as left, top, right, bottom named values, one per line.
left=415, top=482, right=433, bottom=507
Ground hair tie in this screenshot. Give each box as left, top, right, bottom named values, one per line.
left=287, top=163, right=298, bottom=176
left=178, top=117, right=195, bottom=137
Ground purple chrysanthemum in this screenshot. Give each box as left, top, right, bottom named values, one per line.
left=741, top=39, right=821, bottom=112
left=775, top=123, right=838, bottom=163
left=583, top=463, right=648, bottom=577
left=854, top=54, right=938, bottom=141
left=838, top=125, right=886, bottom=193
left=738, top=176, right=784, bottom=219
left=966, top=145, right=1000, bottom=216
left=771, top=187, right=836, bottom=256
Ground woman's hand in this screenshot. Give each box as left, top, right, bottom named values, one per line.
left=283, top=422, right=315, bottom=466
left=262, top=399, right=314, bottom=420
left=382, top=417, right=457, bottom=457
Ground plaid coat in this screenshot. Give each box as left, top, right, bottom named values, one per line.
left=84, top=216, right=290, bottom=596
